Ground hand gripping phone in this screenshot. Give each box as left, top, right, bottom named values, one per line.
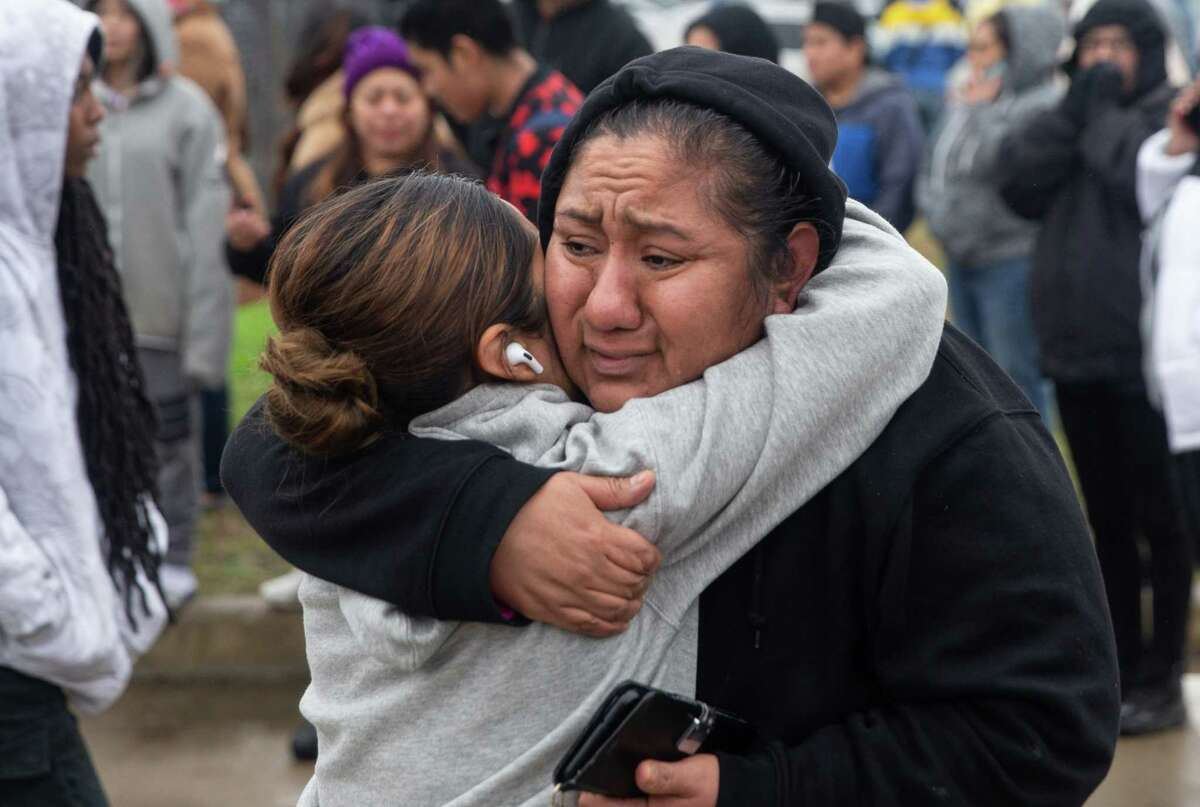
left=551, top=681, right=758, bottom=805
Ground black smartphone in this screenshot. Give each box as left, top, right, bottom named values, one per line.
left=553, top=681, right=757, bottom=801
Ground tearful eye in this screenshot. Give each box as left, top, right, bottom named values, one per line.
left=644, top=254, right=681, bottom=270
left=564, top=241, right=597, bottom=258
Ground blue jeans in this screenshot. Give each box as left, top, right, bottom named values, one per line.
left=948, top=256, right=1051, bottom=421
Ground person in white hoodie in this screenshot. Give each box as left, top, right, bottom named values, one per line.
left=1138, top=77, right=1200, bottom=618
left=86, top=0, right=232, bottom=608
left=0, top=1, right=169, bottom=803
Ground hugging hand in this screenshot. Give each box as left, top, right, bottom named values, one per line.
left=226, top=208, right=270, bottom=251
left=491, top=471, right=661, bottom=637
left=577, top=755, right=720, bottom=807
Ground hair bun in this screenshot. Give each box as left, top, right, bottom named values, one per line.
left=260, top=328, right=385, bottom=456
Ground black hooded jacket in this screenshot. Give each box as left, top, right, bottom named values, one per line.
left=222, top=48, right=1118, bottom=806
left=510, top=0, right=653, bottom=93
left=999, top=0, right=1173, bottom=384
left=685, top=5, right=781, bottom=64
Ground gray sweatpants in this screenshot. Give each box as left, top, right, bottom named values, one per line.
left=137, top=347, right=199, bottom=568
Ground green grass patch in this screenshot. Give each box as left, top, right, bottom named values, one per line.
left=195, top=505, right=292, bottom=596
left=229, top=300, right=276, bottom=422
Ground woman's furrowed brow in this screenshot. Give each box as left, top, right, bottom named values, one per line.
left=555, top=207, right=692, bottom=241
left=555, top=207, right=602, bottom=228
left=623, top=209, right=691, bottom=241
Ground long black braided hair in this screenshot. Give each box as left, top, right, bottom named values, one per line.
left=54, top=177, right=165, bottom=627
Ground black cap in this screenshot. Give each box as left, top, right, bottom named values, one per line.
left=1071, top=0, right=1166, bottom=99
left=685, top=5, right=781, bottom=64
left=811, top=1, right=867, bottom=42
left=537, top=46, right=847, bottom=274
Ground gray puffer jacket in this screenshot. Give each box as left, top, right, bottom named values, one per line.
left=920, top=4, right=1065, bottom=268
left=87, top=0, right=231, bottom=388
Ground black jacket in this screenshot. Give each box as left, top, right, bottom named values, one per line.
left=510, top=0, right=653, bottom=93
left=221, top=327, right=1119, bottom=805
left=998, top=0, right=1172, bottom=384
left=1000, top=84, right=1173, bottom=384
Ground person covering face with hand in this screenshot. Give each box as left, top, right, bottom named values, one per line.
left=1000, top=0, right=1191, bottom=737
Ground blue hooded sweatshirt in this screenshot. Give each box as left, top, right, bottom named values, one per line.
left=830, top=68, right=925, bottom=232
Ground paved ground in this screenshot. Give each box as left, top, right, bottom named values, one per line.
left=81, top=680, right=313, bottom=807
left=81, top=676, right=1200, bottom=806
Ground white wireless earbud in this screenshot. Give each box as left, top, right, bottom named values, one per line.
left=505, top=342, right=544, bottom=375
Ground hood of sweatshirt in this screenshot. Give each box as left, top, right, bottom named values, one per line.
left=685, top=5, right=782, bottom=64
left=129, top=0, right=179, bottom=71
left=0, top=0, right=102, bottom=247
left=108, top=0, right=179, bottom=99
left=1001, top=4, right=1066, bottom=93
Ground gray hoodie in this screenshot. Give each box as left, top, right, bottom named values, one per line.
left=87, top=0, right=232, bottom=387
left=920, top=4, right=1066, bottom=269
left=296, top=202, right=949, bottom=807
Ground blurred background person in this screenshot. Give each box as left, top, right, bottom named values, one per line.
left=274, top=3, right=370, bottom=200
left=919, top=5, right=1064, bottom=421
left=170, top=0, right=264, bottom=216
left=1, top=2, right=168, bottom=803
left=1000, top=0, right=1189, bottom=736
left=226, top=26, right=479, bottom=288
left=87, top=0, right=232, bottom=610
left=684, top=2, right=782, bottom=63
left=805, top=0, right=925, bottom=234
left=510, top=0, right=653, bottom=93
left=400, top=0, right=582, bottom=221
left=1138, top=77, right=1200, bottom=565
left=169, top=0, right=262, bottom=512
left=876, top=0, right=969, bottom=130
left=1072, top=0, right=1197, bottom=80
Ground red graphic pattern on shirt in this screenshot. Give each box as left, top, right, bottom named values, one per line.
left=487, top=70, right=582, bottom=221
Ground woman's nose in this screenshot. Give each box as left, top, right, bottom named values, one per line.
left=584, top=256, right=642, bottom=332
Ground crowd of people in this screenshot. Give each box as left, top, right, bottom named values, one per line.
left=1, top=0, right=1198, bottom=805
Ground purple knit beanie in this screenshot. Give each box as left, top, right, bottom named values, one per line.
left=343, top=26, right=420, bottom=99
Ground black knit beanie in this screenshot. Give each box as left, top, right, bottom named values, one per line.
left=685, top=4, right=781, bottom=64
left=1071, top=0, right=1167, bottom=99
left=537, top=46, right=848, bottom=274
left=811, top=1, right=867, bottom=42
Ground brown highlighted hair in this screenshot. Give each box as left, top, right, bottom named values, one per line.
left=261, top=172, right=543, bottom=456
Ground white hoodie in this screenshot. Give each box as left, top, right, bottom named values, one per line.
left=0, top=0, right=167, bottom=714
left=1137, top=128, right=1200, bottom=453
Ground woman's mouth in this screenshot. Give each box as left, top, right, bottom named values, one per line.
left=585, top=348, right=652, bottom=376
